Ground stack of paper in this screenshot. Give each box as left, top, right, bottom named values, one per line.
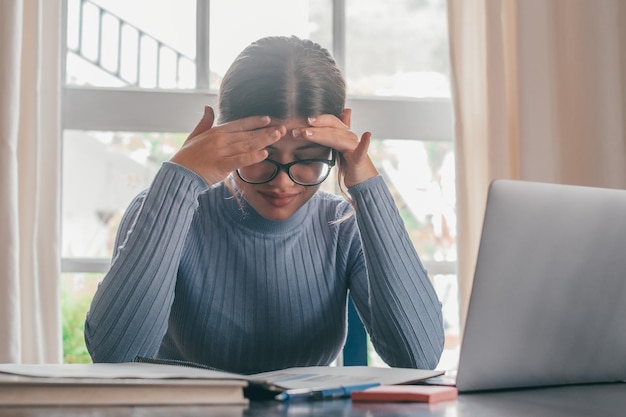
left=0, top=362, right=443, bottom=406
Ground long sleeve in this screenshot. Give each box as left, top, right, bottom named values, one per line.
left=84, top=164, right=443, bottom=373
left=347, top=175, right=445, bottom=369
left=84, top=162, right=208, bottom=362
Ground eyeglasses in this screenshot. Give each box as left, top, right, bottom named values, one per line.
left=236, top=150, right=336, bottom=186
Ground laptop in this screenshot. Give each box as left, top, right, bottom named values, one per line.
left=451, top=179, right=626, bottom=392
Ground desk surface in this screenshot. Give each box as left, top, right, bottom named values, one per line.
left=1, top=383, right=625, bottom=417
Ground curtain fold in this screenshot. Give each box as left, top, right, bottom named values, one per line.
left=0, top=0, right=62, bottom=363
left=448, top=0, right=626, bottom=333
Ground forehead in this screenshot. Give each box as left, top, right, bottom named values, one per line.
left=267, top=117, right=308, bottom=129
left=267, top=138, right=328, bottom=155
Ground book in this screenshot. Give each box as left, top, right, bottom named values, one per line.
left=0, top=362, right=444, bottom=406
left=351, top=385, right=458, bottom=403
left=0, top=362, right=248, bottom=406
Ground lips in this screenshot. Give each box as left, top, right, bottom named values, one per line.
left=259, top=191, right=299, bottom=207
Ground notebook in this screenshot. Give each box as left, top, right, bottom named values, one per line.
left=453, top=179, right=626, bottom=392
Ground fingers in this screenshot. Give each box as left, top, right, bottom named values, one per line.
left=309, top=114, right=348, bottom=129
left=171, top=109, right=284, bottom=185
left=224, top=125, right=285, bottom=157
left=293, top=114, right=358, bottom=152
left=188, top=106, right=216, bottom=140
left=218, top=114, right=271, bottom=133
left=342, top=108, right=352, bottom=127
left=211, top=114, right=281, bottom=156
left=293, top=127, right=359, bottom=153
left=189, top=111, right=282, bottom=157
left=355, top=131, right=372, bottom=157
left=342, top=131, right=379, bottom=187
left=298, top=113, right=378, bottom=187
left=229, top=147, right=271, bottom=168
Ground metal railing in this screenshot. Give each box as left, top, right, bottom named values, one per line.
left=61, top=0, right=457, bottom=278
left=66, top=0, right=196, bottom=88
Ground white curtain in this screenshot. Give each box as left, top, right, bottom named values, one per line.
left=0, top=0, right=62, bottom=363
left=448, top=0, right=626, bottom=331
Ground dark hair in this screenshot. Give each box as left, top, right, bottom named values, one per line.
left=218, top=36, right=346, bottom=123
left=219, top=36, right=354, bottom=210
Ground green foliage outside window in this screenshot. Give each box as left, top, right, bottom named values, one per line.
left=62, top=277, right=94, bottom=363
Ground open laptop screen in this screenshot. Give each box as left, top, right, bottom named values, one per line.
left=456, top=179, right=626, bottom=392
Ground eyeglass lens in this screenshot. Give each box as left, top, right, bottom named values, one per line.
left=238, top=160, right=331, bottom=185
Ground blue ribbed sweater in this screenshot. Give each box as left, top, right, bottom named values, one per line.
left=84, top=162, right=444, bottom=373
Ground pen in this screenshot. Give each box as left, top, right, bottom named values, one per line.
left=275, top=383, right=380, bottom=401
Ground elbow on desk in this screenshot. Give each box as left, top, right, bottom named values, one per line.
left=409, top=339, right=444, bottom=371
left=83, top=317, right=106, bottom=363
left=378, top=346, right=442, bottom=371
left=400, top=315, right=446, bottom=370
left=422, top=313, right=447, bottom=369
left=414, top=303, right=447, bottom=370
left=83, top=315, right=124, bottom=364
left=375, top=330, right=444, bottom=371
left=424, top=335, right=445, bottom=370
left=83, top=330, right=132, bottom=364
left=381, top=299, right=446, bottom=370
left=84, top=313, right=163, bottom=364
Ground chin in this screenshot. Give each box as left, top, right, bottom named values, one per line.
left=250, top=194, right=306, bottom=221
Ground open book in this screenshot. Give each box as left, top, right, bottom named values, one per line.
left=0, top=361, right=443, bottom=406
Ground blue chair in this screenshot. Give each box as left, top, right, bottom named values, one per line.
left=342, top=294, right=368, bottom=366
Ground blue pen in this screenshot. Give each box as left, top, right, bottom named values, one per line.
left=275, top=383, right=380, bottom=401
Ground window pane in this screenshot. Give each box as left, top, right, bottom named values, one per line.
left=345, top=0, right=450, bottom=98
left=208, top=0, right=333, bottom=90
left=367, top=138, right=458, bottom=367
left=62, top=132, right=459, bottom=366
left=62, top=272, right=103, bottom=363
left=66, top=0, right=196, bottom=88
left=369, top=139, right=456, bottom=262
left=432, top=273, right=460, bottom=369
left=62, top=130, right=185, bottom=258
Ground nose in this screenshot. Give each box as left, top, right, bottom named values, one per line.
left=267, top=167, right=294, bottom=187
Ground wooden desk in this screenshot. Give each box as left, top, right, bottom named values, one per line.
left=1, top=382, right=624, bottom=417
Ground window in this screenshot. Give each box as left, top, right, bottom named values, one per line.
left=61, top=0, right=456, bottom=368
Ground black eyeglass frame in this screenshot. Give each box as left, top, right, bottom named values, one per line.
left=236, top=150, right=337, bottom=186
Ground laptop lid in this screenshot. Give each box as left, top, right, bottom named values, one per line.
left=455, top=179, right=626, bottom=392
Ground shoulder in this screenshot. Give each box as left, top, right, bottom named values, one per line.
left=196, top=180, right=233, bottom=206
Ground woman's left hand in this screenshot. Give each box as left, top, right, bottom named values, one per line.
left=293, top=109, right=378, bottom=187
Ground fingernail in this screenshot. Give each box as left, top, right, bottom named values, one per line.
left=308, top=117, right=316, bottom=123
left=304, top=129, right=313, bottom=136
left=292, top=129, right=301, bottom=138
left=261, top=116, right=271, bottom=123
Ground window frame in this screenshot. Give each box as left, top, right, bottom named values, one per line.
left=60, top=0, right=455, bottom=276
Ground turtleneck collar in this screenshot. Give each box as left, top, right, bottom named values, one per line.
left=219, top=181, right=313, bottom=236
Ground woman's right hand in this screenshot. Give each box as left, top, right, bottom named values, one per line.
left=170, top=106, right=285, bottom=185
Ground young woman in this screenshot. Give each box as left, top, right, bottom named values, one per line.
left=84, top=36, right=444, bottom=374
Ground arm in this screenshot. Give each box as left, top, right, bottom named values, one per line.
left=84, top=162, right=207, bottom=362
left=85, top=106, right=283, bottom=362
left=347, top=175, right=445, bottom=370
left=297, top=110, right=444, bottom=368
